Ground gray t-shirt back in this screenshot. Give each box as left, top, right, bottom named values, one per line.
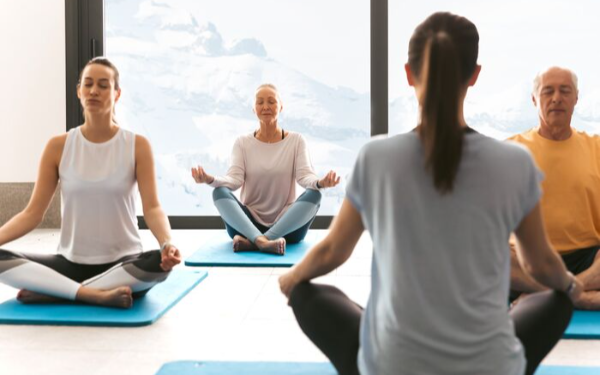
left=347, top=131, right=542, bottom=375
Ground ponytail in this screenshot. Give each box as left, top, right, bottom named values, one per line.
left=418, top=32, right=463, bottom=194
left=408, top=12, right=479, bottom=194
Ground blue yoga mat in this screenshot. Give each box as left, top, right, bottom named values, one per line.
left=185, top=231, right=327, bottom=267
left=156, top=361, right=337, bottom=375
left=536, top=365, right=600, bottom=374
left=0, top=269, right=207, bottom=327
left=156, top=362, right=598, bottom=375
left=564, top=310, right=600, bottom=339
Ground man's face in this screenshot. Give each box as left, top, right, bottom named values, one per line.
left=533, top=68, right=578, bottom=129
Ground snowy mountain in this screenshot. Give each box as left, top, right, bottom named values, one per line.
left=106, top=0, right=600, bottom=215
left=107, top=0, right=366, bottom=215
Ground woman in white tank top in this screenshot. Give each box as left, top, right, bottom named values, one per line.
left=0, top=57, right=181, bottom=308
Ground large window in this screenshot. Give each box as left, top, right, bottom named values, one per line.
left=72, top=1, right=600, bottom=227
left=104, top=0, right=370, bottom=217
left=388, top=1, right=600, bottom=137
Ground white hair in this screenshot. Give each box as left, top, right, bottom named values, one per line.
left=532, top=67, right=579, bottom=97
left=255, top=83, right=282, bottom=101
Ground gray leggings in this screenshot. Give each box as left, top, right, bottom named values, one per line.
left=213, top=187, right=322, bottom=243
left=0, top=249, right=169, bottom=300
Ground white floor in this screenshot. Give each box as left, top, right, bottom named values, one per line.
left=0, top=229, right=599, bottom=375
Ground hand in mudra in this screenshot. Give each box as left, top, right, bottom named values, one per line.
left=318, top=170, right=341, bottom=188
left=191, top=166, right=214, bottom=184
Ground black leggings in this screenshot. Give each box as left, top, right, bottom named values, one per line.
left=290, top=282, right=573, bottom=375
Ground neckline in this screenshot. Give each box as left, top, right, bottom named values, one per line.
left=532, top=127, right=575, bottom=144
left=251, top=130, right=290, bottom=145
left=411, top=126, right=478, bottom=134
left=78, top=126, right=121, bottom=146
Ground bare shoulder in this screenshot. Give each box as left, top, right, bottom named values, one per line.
left=135, top=134, right=153, bottom=159
left=47, top=133, right=68, bottom=150
left=135, top=134, right=152, bottom=149
left=44, top=133, right=69, bottom=165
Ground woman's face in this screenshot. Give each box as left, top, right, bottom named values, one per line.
left=77, top=64, right=120, bottom=117
left=254, top=87, right=282, bottom=123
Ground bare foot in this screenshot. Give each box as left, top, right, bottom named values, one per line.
left=17, top=289, right=63, bottom=304
left=96, top=287, right=133, bottom=309
left=572, top=290, right=600, bottom=310
left=233, top=235, right=257, bottom=252
left=255, top=236, right=286, bottom=255
left=77, top=286, right=133, bottom=309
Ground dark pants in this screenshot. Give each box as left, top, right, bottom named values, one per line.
left=510, top=245, right=600, bottom=302
left=290, top=282, right=573, bottom=375
left=560, top=245, right=600, bottom=274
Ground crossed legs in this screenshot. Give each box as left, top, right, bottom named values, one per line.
left=0, top=249, right=169, bottom=308
left=290, top=282, right=572, bottom=375
left=213, top=187, right=321, bottom=255
left=510, top=243, right=600, bottom=309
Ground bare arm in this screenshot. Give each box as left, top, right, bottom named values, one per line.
left=279, top=198, right=364, bottom=297
left=514, top=203, right=582, bottom=299
left=135, top=135, right=181, bottom=270
left=0, top=136, right=64, bottom=247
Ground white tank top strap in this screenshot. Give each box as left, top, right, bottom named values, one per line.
left=57, top=126, right=143, bottom=264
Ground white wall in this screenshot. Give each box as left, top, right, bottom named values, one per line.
left=0, top=0, right=66, bottom=182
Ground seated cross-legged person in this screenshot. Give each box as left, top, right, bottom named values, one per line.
left=509, top=66, right=600, bottom=310
left=192, top=84, right=340, bottom=255
left=279, top=13, right=581, bottom=375
left=0, top=57, right=181, bottom=308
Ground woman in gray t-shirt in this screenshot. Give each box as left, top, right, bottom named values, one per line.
left=279, top=12, right=582, bottom=375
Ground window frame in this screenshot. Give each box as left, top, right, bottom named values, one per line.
left=65, top=0, right=388, bottom=229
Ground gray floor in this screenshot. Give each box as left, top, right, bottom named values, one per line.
left=0, top=229, right=598, bottom=375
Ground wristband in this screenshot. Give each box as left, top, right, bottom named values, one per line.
left=316, top=181, right=321, bottom=189
left=564, top=271, right=576, bottom=295
left=161, top=241, right=174, bottom=252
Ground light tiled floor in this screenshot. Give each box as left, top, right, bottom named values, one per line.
left=1, top=229, right=599, bottom=375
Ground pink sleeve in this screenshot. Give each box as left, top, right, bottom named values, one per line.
left=295, top=134, right=320, bottom=190
left=209, top=138, right=245, bottom=191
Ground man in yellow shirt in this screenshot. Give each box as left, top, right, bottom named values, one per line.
left=510, top=66, right=600, bottom=309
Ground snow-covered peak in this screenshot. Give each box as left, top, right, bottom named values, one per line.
left=136, top=0, right=197, bottom=30
left=227, top=38, right=267, bottom=58
left=133, top=1, right=267, bottom=57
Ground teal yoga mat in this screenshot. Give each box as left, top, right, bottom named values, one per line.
left=156, top=362, right=600, bottom=375
left=536, top=365, right=600, bottom=374
left=185, top=231, right=327, bottom=267
left=156, top=361, right=337, bottom=375
left=156, top=362, right=598, bottom=375
left=564, top=310, right=600, bottom=339
left=0, top=269, right=207, bottom=326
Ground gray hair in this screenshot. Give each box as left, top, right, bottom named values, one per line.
left=255, top=83, right=282, bottom=102
left=533, top=67, right=579, bottom=96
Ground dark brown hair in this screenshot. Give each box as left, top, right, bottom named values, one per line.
left=78, top=56, right=121, bottom=90
left=408, top=12, right=479, bottom=193
left=78, top=57, right=121, bottom=119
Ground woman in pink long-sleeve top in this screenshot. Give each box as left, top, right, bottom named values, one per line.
left=192, top=84, right=340, bottom=255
